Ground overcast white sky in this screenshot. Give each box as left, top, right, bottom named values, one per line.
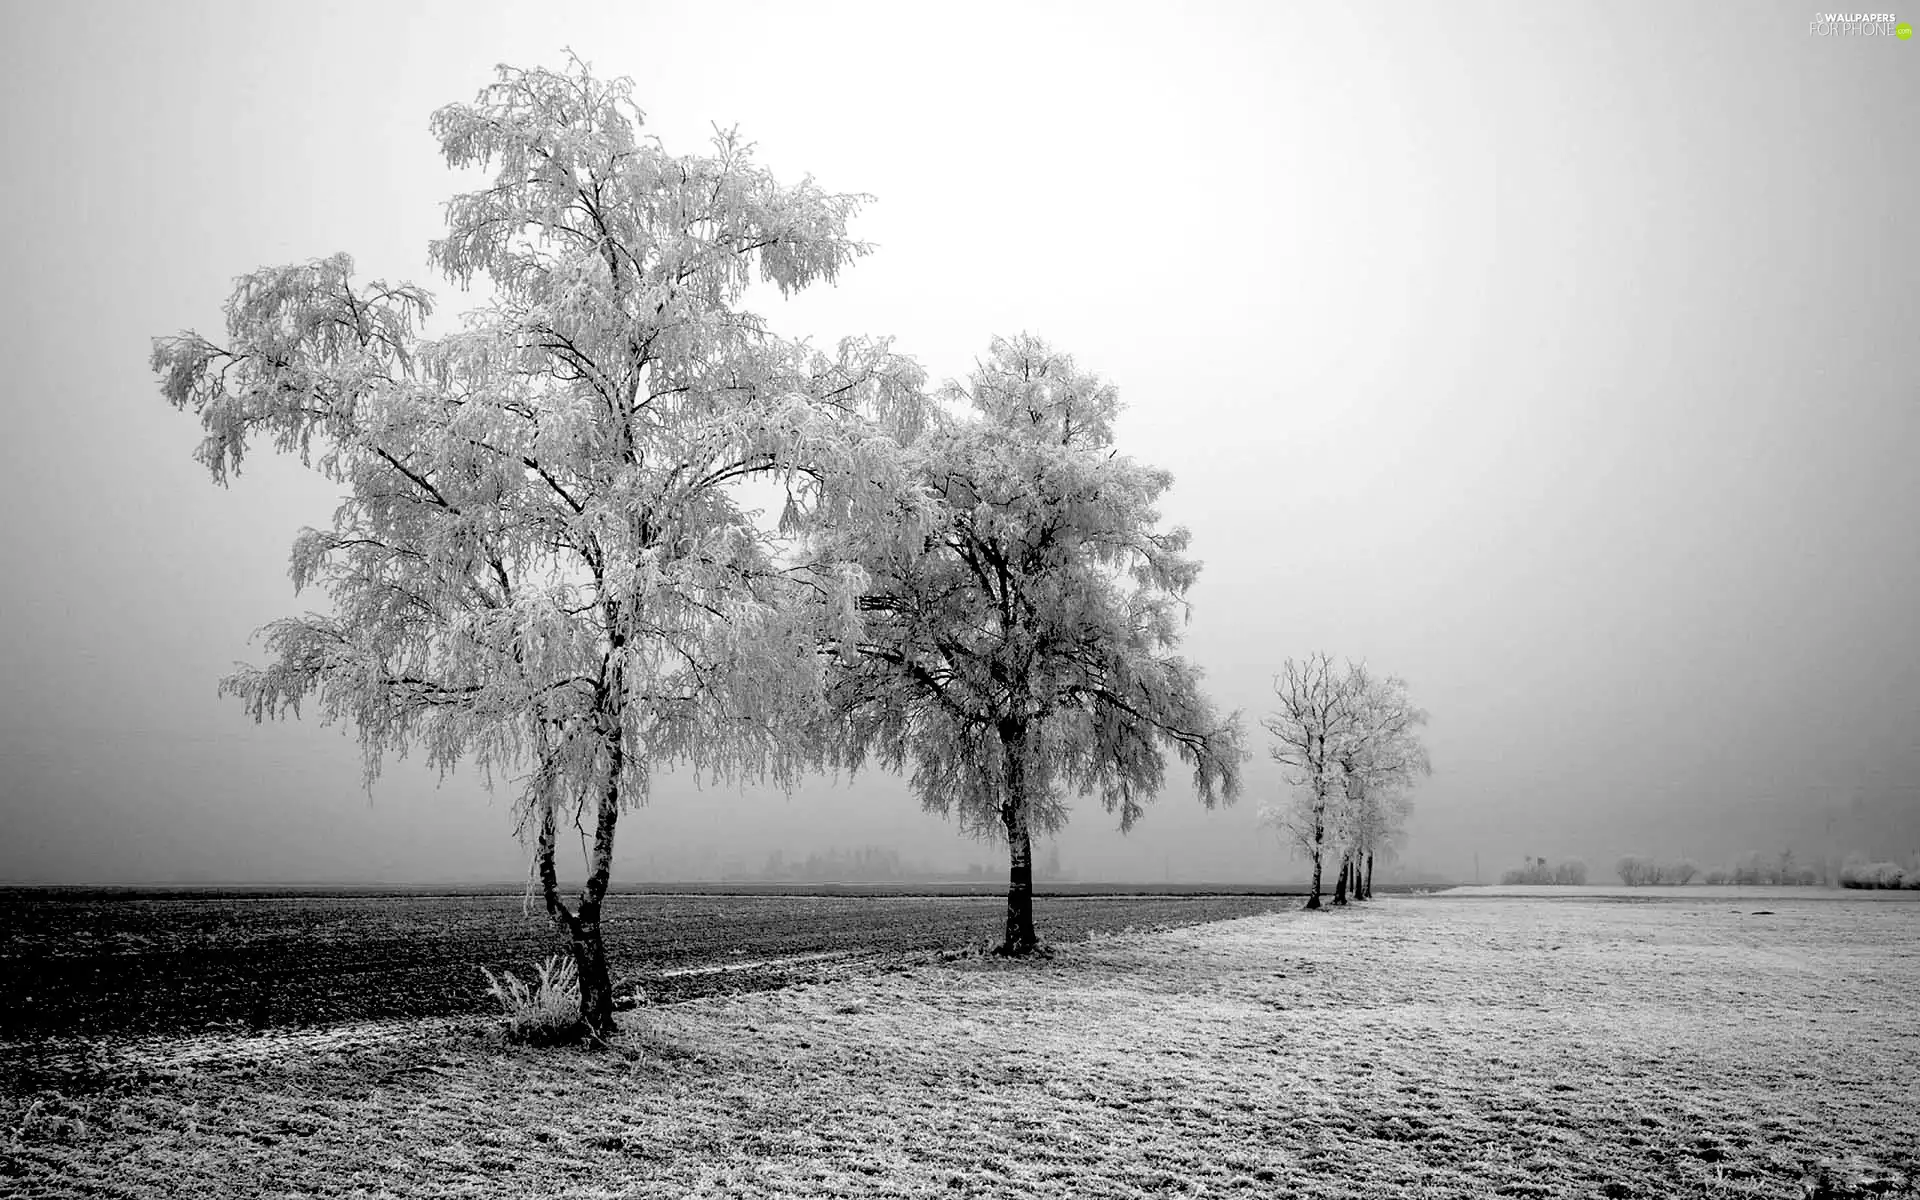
left=1, top=1, right=1915, bottom=885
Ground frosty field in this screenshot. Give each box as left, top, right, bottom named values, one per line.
left=5, top=893, right=1918, bottom=1199
left=0, top=888, right=1293, bottom=1042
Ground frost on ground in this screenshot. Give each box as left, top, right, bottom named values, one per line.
left=5, top=898, right=1916, bottom=1199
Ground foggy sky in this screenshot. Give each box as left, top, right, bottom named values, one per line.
left=1, top=1, right=1915, bottom=886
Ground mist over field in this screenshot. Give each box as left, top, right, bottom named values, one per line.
left=1, top=0, right=1916, bottom=889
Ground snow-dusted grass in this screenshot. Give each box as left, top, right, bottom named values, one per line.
left=6, top=897, right=1916, bottom=1198
left=479, top=954, right=583, bottom=1046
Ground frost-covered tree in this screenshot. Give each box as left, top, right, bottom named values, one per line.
left=1340, top=785, right=1414, bottom=899
left=1261, top=658, right=1427, bottom=907
left=1260, top=654, right=1353, bottom=910
left=1327, top=667, right=1428, bottom=902
left=1258, top=789, right=1326, bottom=899
left=153, top=59, right=925, bottom=1036
left=820, top=336, right=1245, bottom=954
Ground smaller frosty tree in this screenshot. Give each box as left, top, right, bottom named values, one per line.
left=1260, top=654, right=1353, bottom=910
left=1326, top=667, right=1428, bottom=902
left=821, top=336, right=1245, bottom=954
left=1260, top=657, right=1427, bottom=907
left=153, top=59, right=924, bottom=1036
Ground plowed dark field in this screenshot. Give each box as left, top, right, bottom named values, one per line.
left=0, top=888, right=1294, bottom=1046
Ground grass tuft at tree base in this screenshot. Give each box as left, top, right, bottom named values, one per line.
left=479, top=955, right=585, bottom=1047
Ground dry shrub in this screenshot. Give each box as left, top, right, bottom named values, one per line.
left=480, top=954, right=584, bottom=1045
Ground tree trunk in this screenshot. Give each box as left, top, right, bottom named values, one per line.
left=574, top=735, right=623, bottom=1037
left=533, top=721, right=625, bottom=1041
left=1304, top=800, right=1325, bottom=910
left=1332, top=853, right=1350, bottom=906
left=997, top=719, right=1042, bottom=955
left=567, top=907, right=616, bottom=1038
left=1363, top=851, right=1375, bottom=900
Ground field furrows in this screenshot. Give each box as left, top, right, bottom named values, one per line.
left=0, top=893, right=1290, bottom=1045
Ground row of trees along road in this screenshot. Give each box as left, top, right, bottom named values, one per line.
left=153, top=60, right=1245, bottom=1037
left=1258, top=654, right=1431, bottom=910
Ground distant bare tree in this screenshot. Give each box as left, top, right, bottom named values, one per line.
left=1261, top=654, right=1353, bottom=910
left=1261, top=658, right=1428, bottom=908
left=1327, top=667, right=1429, bottom=902
left=1345, top=788, right=1415, bottom=898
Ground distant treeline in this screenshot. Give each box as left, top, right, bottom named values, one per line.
left=748, top=845, right=1073, bottom=884
left=1620, top=849, right=1918, bottom=887
left=1501, top=848, right=1920, bottom=888
left=1619, top=850, right=1830, bottom=886
left=1499, top=858, right=1588, bottom=886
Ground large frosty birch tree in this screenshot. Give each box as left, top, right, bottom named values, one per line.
left=152, top=60, right=924, bottom=1036
left=820, top=336, right=1245, bottom=955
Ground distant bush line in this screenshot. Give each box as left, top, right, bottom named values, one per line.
left=1499, top=858, right=1588, bottom=886
left=1501, top=849, right=1920, bottom=888
left=1618, top=851, right=1829, bottom=886
left=1839, top=855, right=1920, bottom=890
left=1616, top=856, right=1704, bottom=886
